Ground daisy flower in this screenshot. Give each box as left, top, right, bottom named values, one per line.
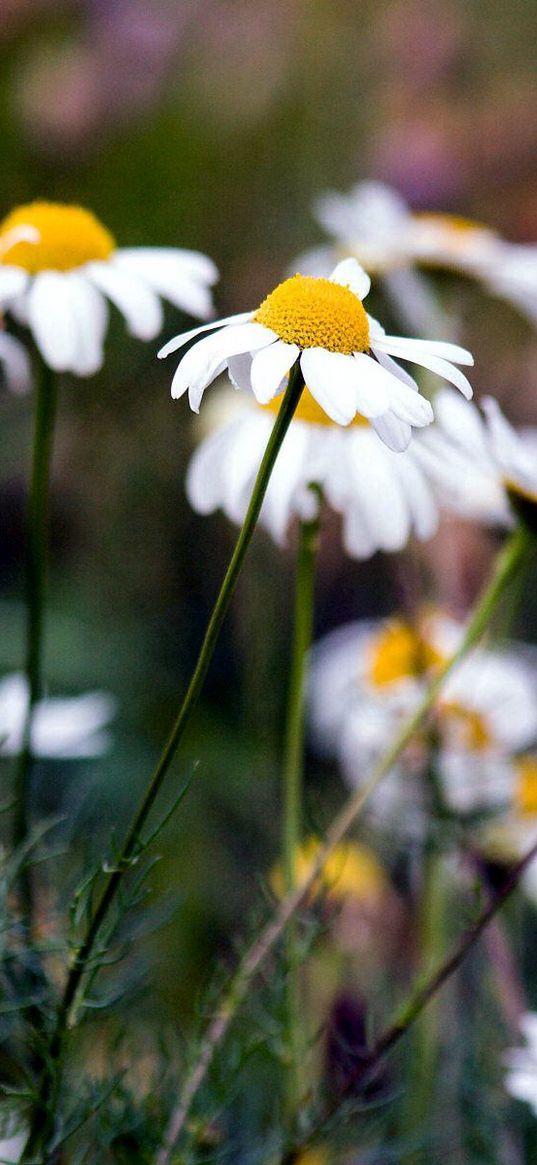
left=159, top=257, right=473, bottom=444
left=0, top=202, right=218, bottom=376
left=504, top=1013, right=537, bottom=1116
left=308, top=614, right=537, bottom=831
left=412, top=388, right=512, bottom=526
left=297, top=181, right=537, bottom=332
left=0, top=673, right=115, bottom=759
left=481, top=395, right=537, bottom=523
left=186, top=387, right=439, bottom=556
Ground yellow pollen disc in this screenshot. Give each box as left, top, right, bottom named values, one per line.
left=414, top=212, right=491, bottom=237
left=0, top=202, right=116, bottom=273
left=254, top=274, right=370, bottom=354
left=515, top=757, right=537, bottom=816
left=270, top=837, right=387, bottom=905
left=262, top=385, right=369, bottom=428
left=369, top=620, right=444, bottom=687
left=441, top=702, right=492, bottom=751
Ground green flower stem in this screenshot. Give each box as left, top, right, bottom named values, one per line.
left=14, top=357, right=58, bottom=925
left=21, top=365, right=306, bottom=1163
left=282, top=507, right=320, bottom=1125
left=154, top=521, right=534, bottom=1165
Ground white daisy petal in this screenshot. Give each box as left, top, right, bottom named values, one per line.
left=171, top=322, right=274, bottom=405
left=0, top=333, right=31, bottom=394
left=373, top=347, right=419, bottom=391
left=382, top=374, right=434, bottom=427
left=300, top=349, right=362, bottom=425
left=250, top=340, right=300, bottom=403
left=86, top=261, right=164, bottom=340
left=115, top=247, right=218, bottom=285
left=158, top=312, right=254, bottom=359
left=0, top=265, right=29, bottom=304
left=389, top=347, right=473, bottom=399
left=63, top=272, right=108, bottom=376
left=114, top=250, right=215, bottom=318
left=26, top=272, right=79, bottom=371
left=227, top=353, right=253, bottom=391
left=371, top=412, right=412, bottom=452
left=375, top=334, right=474, bottom=367
left=330, top=258, right=371, bottom=301
left=351, top=352, right=409, bottom=419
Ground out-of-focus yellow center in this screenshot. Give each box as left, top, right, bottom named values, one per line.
left=369, top=620, right=444, bottom=687
left=271, top=837, right=387, bottom=905
left=515, top=757, right=537, bottom=817
left=414, top=212, right=491, bottom=237
left=262, top=385, right=369, bottom=428
left=441, top=702, right=492, bottom=751
left=0, top=202, right=116, bottom=273
left=254, top=274, right=370, bottom=354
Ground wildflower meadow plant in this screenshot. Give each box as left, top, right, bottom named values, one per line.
left=2, top=180, right=537, bottom=1165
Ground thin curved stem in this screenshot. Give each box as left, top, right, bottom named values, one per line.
left=154, top=521, right=534, bottom=1164
left=21, top=366, right=306, bottom=1162
left=14, top=358, right=58, bottom=927
left=282, top=509, right=320, bottom=1125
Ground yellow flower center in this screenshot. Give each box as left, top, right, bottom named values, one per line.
left=262, top=385, right=369, bottom=428
left=440, top=702, right=492, bottom=751
left=369, top=620, right=444, bottom=687
left=414, top=212, right=489, bottom=236
left=0, top=202, right=116, bottom=273
left=254, top=274, right=370, bottom=354
left=515, top=757, right=537, bottom=816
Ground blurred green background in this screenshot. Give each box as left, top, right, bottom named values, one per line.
left=1, top=0, right=537, bottom=1023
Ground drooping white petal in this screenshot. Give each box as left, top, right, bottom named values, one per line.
left=0, top=332, right=31, bottom=394
left=63, top=272, right=108, bottom=376
left=114, top=250, right=216, bottom=318
left=350, top=352, right=403, bottom=418
left=158, top=312, right=253, bottom=359
left=390, top=453, right=438, bottom=539
left=250, top=340, right=299, bottom=403
left=115, top=247, right=218, bottom=284
left=371, top=412, right=412, bottom=452
left=86, top=261, right=163, bottom=340
left=374, top=334, right=474, bottom=367
left=372, top=347, right=419, bottom=391
left=170, top=322, right=275, bottom=405
left=227, top=352, right=253, bottom=391
left=389, top=347, right=474, bottom=399
left=0, top=266, right=29, bottom=305
left=330, top=257, right=371, bottom=301
left=26, top=272, right=80, bottom=371
left=300, top=349, right=361, bottom=424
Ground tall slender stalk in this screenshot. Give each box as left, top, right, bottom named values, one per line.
left=21, top=366, right=306, bottom=1162
left=14, top=357, right=59, bottom=926
left=282, top=509, right=320, bottom=1125
left=154, top=521, right=534, bottom=1164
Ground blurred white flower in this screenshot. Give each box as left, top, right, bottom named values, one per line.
left=413, top=389, right=512, bottom=526
left=505, top=1013, right=537, bottom=1116
left=482, top=396, right=537, bottom=513
left=297, top=180, right=537, bottom=331
left=159, top=257, right=473, bottom=443
left=0, top=202, right=218, bottom=376
left=308, top=614, right=537, bottom=832
left=0, top=1128, right=25, bottom=1164
left=0, top=674, right=115, bottom=759
left=185, top=388, right=438, bottom=557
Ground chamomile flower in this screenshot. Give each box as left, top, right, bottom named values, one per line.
left=0, top=202, right=218, bottom=376
left=298, top=181, right=537, bottom=332
left=412, top=389, right=511, bottom=526
left=0, top=673, right=115, bottom=758
left=159, top=257, right=473, bottom=443
left=186, top=387, right=439, bottom=557
left=309, top=614, right=537, bottom=832
left=481, top=396, right=537, bottom=525
left=505, top=1014, right=537, bottom=1116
